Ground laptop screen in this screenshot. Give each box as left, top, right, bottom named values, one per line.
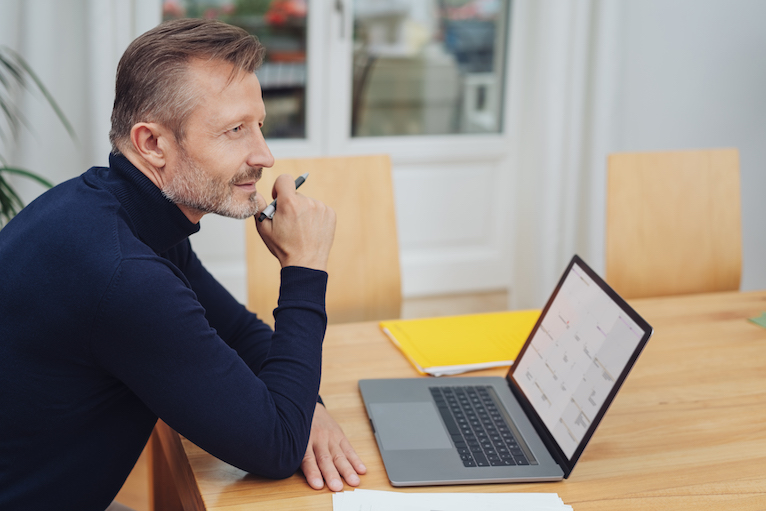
left=509, top=255, right=652, bottom=471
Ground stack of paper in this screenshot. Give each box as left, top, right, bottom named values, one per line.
left=333, top=489, right=573, bottom=510
left=380, top=310, right=540, bottom=376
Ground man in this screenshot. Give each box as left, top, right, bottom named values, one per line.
left=0, top=18, right=365, bottom=510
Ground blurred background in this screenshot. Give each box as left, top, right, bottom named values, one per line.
left=2, top=0, right=765, bottom=310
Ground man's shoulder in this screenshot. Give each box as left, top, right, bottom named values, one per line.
left=1, top=170, right=153, bottom=276
left=10, top=168, right=119, bottom=229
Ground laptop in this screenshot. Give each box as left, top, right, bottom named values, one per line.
left=359, top=255, right=653, bottom=486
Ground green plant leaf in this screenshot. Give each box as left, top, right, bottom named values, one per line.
left=2, top=47, right=77, bottom=141
left=1, top=166, right=55, bottom=189
left=0, top=50, right=26, bottom=83
left=0, top=91, right=30, bottom=140
left=0, top=45, right=76, bottom=228
left=0, top=172, right=25, bottom=225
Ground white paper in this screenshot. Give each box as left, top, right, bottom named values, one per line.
left=332, top=489, right=573, bottom=511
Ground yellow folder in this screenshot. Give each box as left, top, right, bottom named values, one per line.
left=379, top=310, right=541, bottom=376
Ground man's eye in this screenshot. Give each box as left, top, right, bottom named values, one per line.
left=231, top=125, right=243, bottom=133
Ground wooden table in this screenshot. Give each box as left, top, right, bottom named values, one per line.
left=151, top=290, right=766, bottom=510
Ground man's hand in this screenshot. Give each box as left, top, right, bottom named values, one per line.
left=255, top=174, right=336, bottom=271
left=301, top=403, right=366, bottom=491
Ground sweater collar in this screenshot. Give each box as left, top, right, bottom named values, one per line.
left=105, top=153, right=200, bottom=253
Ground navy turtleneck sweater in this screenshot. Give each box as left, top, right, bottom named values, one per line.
left=0, top=154, right=327, bottom=511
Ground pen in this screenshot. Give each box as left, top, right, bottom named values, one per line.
left=257, top=173, right=309, bottom=222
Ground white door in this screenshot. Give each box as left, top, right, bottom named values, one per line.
left=322, top=0, right=514, bottom=297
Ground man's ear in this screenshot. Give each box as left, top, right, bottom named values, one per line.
left=129, top=122, right=170, bottom=169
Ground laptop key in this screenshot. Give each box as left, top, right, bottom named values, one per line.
left=473, top=453, right=489, bottom=466
left=437, top=407, right=461, bottom=436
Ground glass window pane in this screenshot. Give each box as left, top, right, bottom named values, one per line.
left=162, top=0, right=308, bottom=139
left=352, top=0, right=509, bottom=137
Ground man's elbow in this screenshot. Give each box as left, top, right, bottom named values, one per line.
left=243, top=438, right=307, bottom=480
left=261, top=459, right=302, bottom=480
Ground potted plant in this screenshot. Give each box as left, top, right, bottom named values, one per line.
left=0, top=45, right=75, bottom=228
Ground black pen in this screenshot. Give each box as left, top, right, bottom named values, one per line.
left=257, top=173, right=309, bottom=222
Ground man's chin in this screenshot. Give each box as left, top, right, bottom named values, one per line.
left=164, top=187, right=259, bottom=220
left=213, top=199, right=260, bottom=220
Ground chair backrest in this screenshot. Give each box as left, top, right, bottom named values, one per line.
left=245, top=154, right=401, bottom=326
left=606, top=148, right=741, bottom=299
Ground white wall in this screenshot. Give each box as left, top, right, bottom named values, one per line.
left=1, top=0, right=159, bottom=201
left=612, top=0, right=766, bottom=292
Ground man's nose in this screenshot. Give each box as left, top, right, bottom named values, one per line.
left=248, top=132, right=275, bottom=169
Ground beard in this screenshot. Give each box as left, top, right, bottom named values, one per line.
left=161, top=148, right=262, bottom=220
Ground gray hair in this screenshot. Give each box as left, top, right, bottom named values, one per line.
left=109, top=18, right=265, bottom=154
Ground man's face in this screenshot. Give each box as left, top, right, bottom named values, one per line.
left=161, top=58, right=274, bottom=221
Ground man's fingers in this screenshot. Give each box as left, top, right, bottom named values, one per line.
left=314, top=446, right=346, bottom=492
left=271, top=173, right=297, bottom=199
left=254, top=173, right=335, bottom=271
left=302, top=403, right=365, bottom=491
left=340, top=437, right=367, bottom=475
left=303, top=442, right=344, bottom=492
left=254, top=192, right=267, bottom=217
left=300, top=453, right=325, bottom=490
left=327, top=448, right=360, bottom=487
left=302, top=438, right=362, bottom=492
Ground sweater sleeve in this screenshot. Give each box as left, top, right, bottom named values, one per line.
left=89, top=254, right=327, bottom=478
left=166, top=241, right=276, bottom=373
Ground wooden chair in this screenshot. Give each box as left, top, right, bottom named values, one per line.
left=605, top=148, right=742, bottom=299
left=245, top=154, right=401, bottom=326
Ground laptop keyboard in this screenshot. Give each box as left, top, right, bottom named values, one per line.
left=430, top=386, right=531, bottom=468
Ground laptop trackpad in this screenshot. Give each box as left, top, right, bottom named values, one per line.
left=370, top=402, right=452, bottom=451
